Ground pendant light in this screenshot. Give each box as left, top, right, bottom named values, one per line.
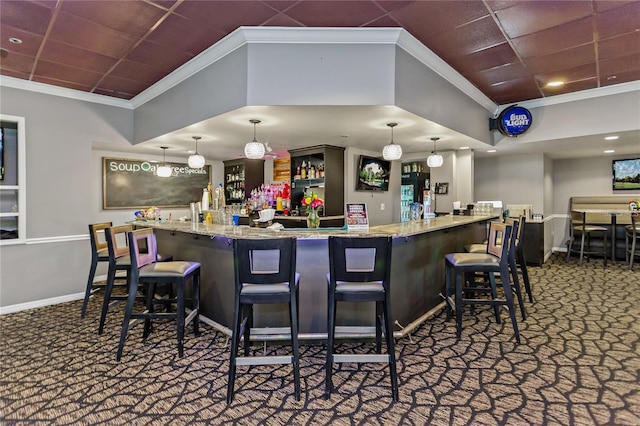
left=382, top=122, right=402, bottom=160
left=188, top=136, right=205, bottom=168
left=427, top=137, right=443, bottom=168
left=244, top=119, right=265, bottom=159
left=156, top=146, right=172, bottom=177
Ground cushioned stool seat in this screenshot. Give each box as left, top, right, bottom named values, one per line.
left=445, top=221, right=521, bottom=343
left=116, top=227, right=200, bottom=361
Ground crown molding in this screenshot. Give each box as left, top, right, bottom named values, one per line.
left=0, top=75, right=132, bottom=109
left=516, top=80, right=640, bottom=110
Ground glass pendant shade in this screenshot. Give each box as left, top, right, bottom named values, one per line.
left=156, top=146, right=172, bottom=177
left=427, top=137, right=443, bottom=168
left=244, top=119, right=264, bottom=159
left=188, top=136, right=205, bottom=168
left=382, top=122, right=402, bottom=160
left=426, top=153, right=443, bottom=168
left=382, top=143, right=402, bottom=160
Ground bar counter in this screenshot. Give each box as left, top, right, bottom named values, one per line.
left=133, top=215, right=495, bottom=340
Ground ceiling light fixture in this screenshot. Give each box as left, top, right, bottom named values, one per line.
left=382, top=122, right=402, bottom=160
left=604, top=150, right=615, bottom=154
left=487, top=149, right=497, bottom=153
left=547, top=81, right=564, bottom=87
left=156, top=147, right=172, bottom=177
left=604, top=136, right=619, bottom=140
left=188, top=136, right=205, bottom=168
left=244, top=119, right=265, bottom=159
left=427, top=137, right=443, bottom=168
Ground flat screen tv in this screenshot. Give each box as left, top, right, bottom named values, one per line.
left=612, top=158, right=640, bottom=190
left=356, top=155, right=390, bottom=191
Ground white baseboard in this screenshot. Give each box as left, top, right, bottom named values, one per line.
left=0, top=292, right=85, bottom=315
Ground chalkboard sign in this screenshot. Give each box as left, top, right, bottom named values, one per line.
left=103, top=157, right=211, bottom=209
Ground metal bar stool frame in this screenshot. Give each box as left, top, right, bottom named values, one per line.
left=81, top=222, right=112, bottom=319
left=567, top=211, right=608, bottom=266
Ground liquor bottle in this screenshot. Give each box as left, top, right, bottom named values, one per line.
left=301, top=161, right=307, bottom=179
left=309, top=165, right=316, bottom=179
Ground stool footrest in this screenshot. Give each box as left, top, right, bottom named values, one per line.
left=332, top=354, right=390, bottom=364
left=235, top=355, right=293, bottom=366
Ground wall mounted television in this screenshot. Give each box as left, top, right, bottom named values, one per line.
left=612, top=158, right=640, bottom=190
left=356, top=155, right=390, bottom=191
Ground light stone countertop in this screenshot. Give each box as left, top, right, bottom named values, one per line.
left=131, top=214, right=497, bottom=240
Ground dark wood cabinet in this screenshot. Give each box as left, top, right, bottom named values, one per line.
left=223, top=159, right=264, bottom=205
left=523, top=220, right=544, bottom=266
left=288, top=145, right=345, bottom=216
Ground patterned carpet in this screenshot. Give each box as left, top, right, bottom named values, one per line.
left=1, top=254, right=639, bottom=425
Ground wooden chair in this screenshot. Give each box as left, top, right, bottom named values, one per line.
left=81, top=222, right=112, bottom=318
left=567, top=211, right=608, bottom=266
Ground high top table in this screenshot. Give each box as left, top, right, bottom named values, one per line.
left=131, top=215, right=496, bottom=340
left=571, top=208, right=635, bottom=264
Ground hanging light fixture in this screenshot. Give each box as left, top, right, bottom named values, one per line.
left=427, top=137, right=443, bottom=168
left=382, top=122, right=402, bottom=160
left=244, top=119, right=265, bottom=159
left=188, top=136, right=205, bottom=168
left=156, top=146, right=172, bottom=177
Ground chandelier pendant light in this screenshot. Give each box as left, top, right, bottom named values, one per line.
left=156, top=146, right=172, bottom=177
left=188, top=136, right=205, bottom=168
left=382, top=122, right=402, bottom=160
left=244, top=119, right=265, bottom=159
left=427, top=137, right=443, bottom=168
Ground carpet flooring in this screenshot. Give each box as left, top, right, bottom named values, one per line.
left=1, top=254, right=639, bottom=425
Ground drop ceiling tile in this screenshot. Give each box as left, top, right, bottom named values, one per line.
left=110, top=59, right=168, bottom=86
left=263, top=1, right=300, bottom=12
left=39, top=39, right=118, bottom=74
left=471, top=62, right=531, bottom=87
left=148, top=0, right=180, bottom=10
left=484, top=78, right=542, bottom=104
left=0, top=0, right=54, bottom=36
left=594, top=0, right=638, bottom=13
left=59, top=0, right=167, bottom=38
left=145, top=14, right=226, bottom=56
left=48, top=11, right=139, bottom=58
left=392, top=1, right=490, bottom=40
left=493, top=0, right=592, bottom=39
left=540, top=78, right=597, bottom=97
left=0, top=51, right=35, bottom=74
left=599, top=32, right=640, bottom=61
left=535, top=63, right=597, bottom=87
left=173, top=0, right=280, bottom=32
left=524, top=44, right=595, bottom=75
left=447, top=43, right=518, bottom=75
left=601, top=68, right=640, bottom=86
left=363, top=14, right=401, bottom=28
left=125, top=40, right=193, bottom=73
left=32, top=75, right=94, bottom=92
left=263, top=13, right=307, bottom=27
left=426, top=15, right=505, bottom=59
left=0, top=25, right=43, bottom=57
left=1, top=68, right=30, bottom=80
left=511, top=17, right=593, bottom=58
left=284, top=1, right=386, bottom=27
left=596, top=2, right=640, bottom=39
left=600, top=52, right=640, bottom=76
left=95, top=74, right=148, bottom=98
left=34, top=60, right=103, bottom=87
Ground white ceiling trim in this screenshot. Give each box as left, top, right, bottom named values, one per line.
left=0, top=75, right=132, bottom=109
left=517, top=80, right=640, bottom=109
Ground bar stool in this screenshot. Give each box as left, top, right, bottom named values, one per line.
left=625, top=212, right=639, bottom=269
left=466, top=217, right=530, bottom=319
left=445, top=221, right=521, bottom=343
left=81, top=222, right=112, bottom=318
left=227, top=237, right=300, bottom=404
left=99, top=224, right=173, bottom=334
left=325, top=236, right=398, bottom=401
left=116, top=227, right=200, bottom=361
left=567, top=211, right=608, bottom=266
